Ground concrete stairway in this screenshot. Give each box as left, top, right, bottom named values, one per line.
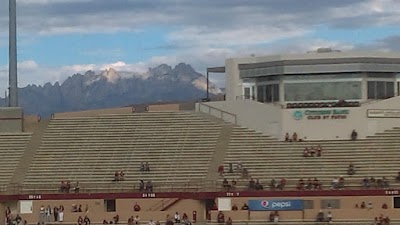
left=9, top=120, right=50, bottom=189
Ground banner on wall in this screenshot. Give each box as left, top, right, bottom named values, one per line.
left=248, top=199, right=304, bottom=211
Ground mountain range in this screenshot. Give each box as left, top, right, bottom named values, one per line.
left=0, top=63, right=222, bottom=116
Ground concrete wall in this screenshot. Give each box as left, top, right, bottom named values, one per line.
left=0, top=107, right=23, bottom=132
left=210, top=195, right=397, bottom=222
left=197, top=100, right=282, bottom=138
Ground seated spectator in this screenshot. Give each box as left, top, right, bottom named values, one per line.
left=382, top=203, right=388, bottom=209
left=60, top=181, right=66, bottom=192
left=292, top=132, right=298, bottom=142
left=242, top=168, right=249, bottom=179
left=74, top=182, right=80, bottom=193
left=255, top=179, right=263, bottom=190
left=133, top=215, right=140, bottom=225
left=78, top=205, right=82, bottom=212
left=218, top=165, right=224, bottom=176
left=396, top=171, right=400, bottom=181
left=277, top=178, right=286, bottom=190
left=236, top=161, right=243, bottom=172
left=327, top=211, right=333, bottom=222
left=231, top=179, right=237, bottom=189
left=145, top=162, right=150, bottom=171
left=248, top=178, right=255, bottom=190
left=241, top=203, right=249, bottom=210
left=113, top=214, right=119, bottom=224
left=133, top=203, right=141, bottom=212
left=313, top=178, right=322, bottom=190
left=139, top=180, right=145, bottom=192
left=174, top=212, right=180, bottom=223
left=231, top=204, right=238, bottom=211
left=360, top=201, right=366, bottom=209
left=228, top=163, right=233, bottom=173
left=78, top=216, right=83, bottom=225
left=119, top=171, right=125, bottom=181
left=316, top=210, right=324, bottom=222
left=316, top=145, right=322, bottom=157
left=140, top=162, right=145, bottom=171
left=309, top=147, right=315, bottom=157
left=114, top=171, right=120, bottom=181
left=370, top=177, right=376, bottom=187
left=285, top=133, right=290, bottom=142
left=217, top=211, right=225, bottom=223
left=347, top=163, right=355, bottom=175
left=331, top=177, right=339, bottom=190
left=66, top=181, right=71, bottom=193
left=270, top=178, right=277, bottom=190
left=222, top=178, right=231, bottom=191
left=297, top=178, right=305, bottom=190
left=381, top=176, right=389, bottom=188
left=303, top=148, right=310, bottom=157
left=366, top=202, right=373, bottom=210
left=146, top=180, right=153, bottom=192
left=148, top=220, right=156, bottom=225
left=362, top=177, right=371, bottom=189
left=351, top=129, right=358, bottom=141
left=306, top=178, right=313, bottom=190
left=273, top=211, right=279, bottom=223
left=103, top=220, right=109, bottom=225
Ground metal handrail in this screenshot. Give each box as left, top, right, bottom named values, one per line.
left=197, top=103, right=237, bottom=124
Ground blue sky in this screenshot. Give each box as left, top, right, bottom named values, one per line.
left=1, top=0, right=400, bottom=92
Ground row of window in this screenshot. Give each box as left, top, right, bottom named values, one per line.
left=245, top=81, right=399, bottom=102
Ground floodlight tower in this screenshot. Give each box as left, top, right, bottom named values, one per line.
left=9, top=0, right=18, bottom=107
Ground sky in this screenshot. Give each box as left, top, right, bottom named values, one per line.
left=1, top=0, right=400, bottom=93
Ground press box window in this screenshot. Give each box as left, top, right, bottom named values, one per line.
left=104, top=199, right=116, bottom=212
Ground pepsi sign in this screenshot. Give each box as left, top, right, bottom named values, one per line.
left=248, top=199, right=304, bottom=211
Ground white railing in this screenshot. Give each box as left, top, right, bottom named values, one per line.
left=197, top=103, right=237, bottom=124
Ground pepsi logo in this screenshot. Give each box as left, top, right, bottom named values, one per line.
left=261, top=200, right=269, bottom=208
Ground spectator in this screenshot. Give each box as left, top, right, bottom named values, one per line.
left=148, top=220, right=155, bottom=225
left=133, top=215, right=140, bottom=225
left=60, top=181, right=66, bottom=192
left=273, top=211, right=279, bottom=224
left=77, top=216, right=83, bottom=225
left=133, top=203, right=141, bottom=212
left=242, top=168, right=249, bottom=179
left=231, top=179, right=237, bottom=189
left=347, top=163, right=355, bottom=175
left=53, top=206, right=59, bottom=222
left=231, top=204, right=238, bottom=211
left=396, top=172, right=400, bottom=181
left=45, top=205, right=52, bottom=222
left=306, top=178, right=313, bottom=190
left=58, top=206, right=64, bottom=222
left=255, top=179, right=263, bottom=190
left=174, top=212, right=180, bottom=223
left=270, top=178, right=277, bottom=190
left=362, top=177, right=370, bottom=189
left=140, top=162, right=145, bottom=171
left=277, top=178, right=286, bottom=190
left=241, top=203, right=249, bottom=210
left=351, top=129, right=358, bottom=141
left=145, top=162, right=150, bottom=171
left=327, top=211, right=333, bottom=223
left=74, top=182, right=80, bottom=193
left=360, top=202, right=366, bottom=209
left=182, top=213, right=188, bottom=221
left=382, top=203, right=388, bottom=209
left=248, top=178, right=255, bottom=190
left=338, top=176, right=345, bottom=189
left=367, top=202, right=373, bottom=210
left=225, top=217, right=232, bottom=225
left=78, top=205, right=82, bottom=212
left=331, top=177, right=339, bottom=190
left=66, top=181, right=71, bottom=193
left=316, top=145, right=322, bottom=157
left=316, top=210, right=324, bottom=222
left=303, top=148, right=310, bottom=157
left=313, top=178, right=322, bottom=190
left=292, top=132, right=298, bottom=142
left=218, top=165, right=224, bottom=176
left=285, top=133, right=290, bottom=142
left=139, top=180, right=145, bottom=192
left=269, top=212, right=275, bottom=222
left=297, top=178, right=305, bottom=190
left=310, top=147, right=315, bottom=157
left=217, top=211, right=225, bottom=223
left=381, top=177, right=389, bottom=188
left=103, top=220, right=109, bottom=225
left=228, top=163, right=233, bottom=173
left=236, top=161, right=243, bottom=172
left=146, top=180, right=153, bottom=192
left=83, top=216, right=90, bottom=225
left=222, top=178, right=231, bottom=191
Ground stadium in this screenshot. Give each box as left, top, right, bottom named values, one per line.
left=2, top=2, right=400, bottom=225
left=1, top=49, right=400, bottom=225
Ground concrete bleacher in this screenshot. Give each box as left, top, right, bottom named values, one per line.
left=0, top=133, right=31, bottom=188
left=221, top=126, right=400, bottom=189
left=22, top=111, right=222, bottom=192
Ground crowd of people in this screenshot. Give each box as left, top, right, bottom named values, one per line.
left=303, top=145, right=322, bottom=157
left=60, top=181, right=80, bottom=193
left=362, top=177, right=390, bottom=189
left=297, top=178, right=322, bottom=190
left=38, top=205, right=65, bottom=223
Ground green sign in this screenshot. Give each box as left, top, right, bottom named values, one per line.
left=293, top=109, right=349, bottom=120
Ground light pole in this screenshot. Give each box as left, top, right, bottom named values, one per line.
left=9, top=0, right=18, bottom=107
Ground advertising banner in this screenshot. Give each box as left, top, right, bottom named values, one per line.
left=248, top=199, right=304, bottom=211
